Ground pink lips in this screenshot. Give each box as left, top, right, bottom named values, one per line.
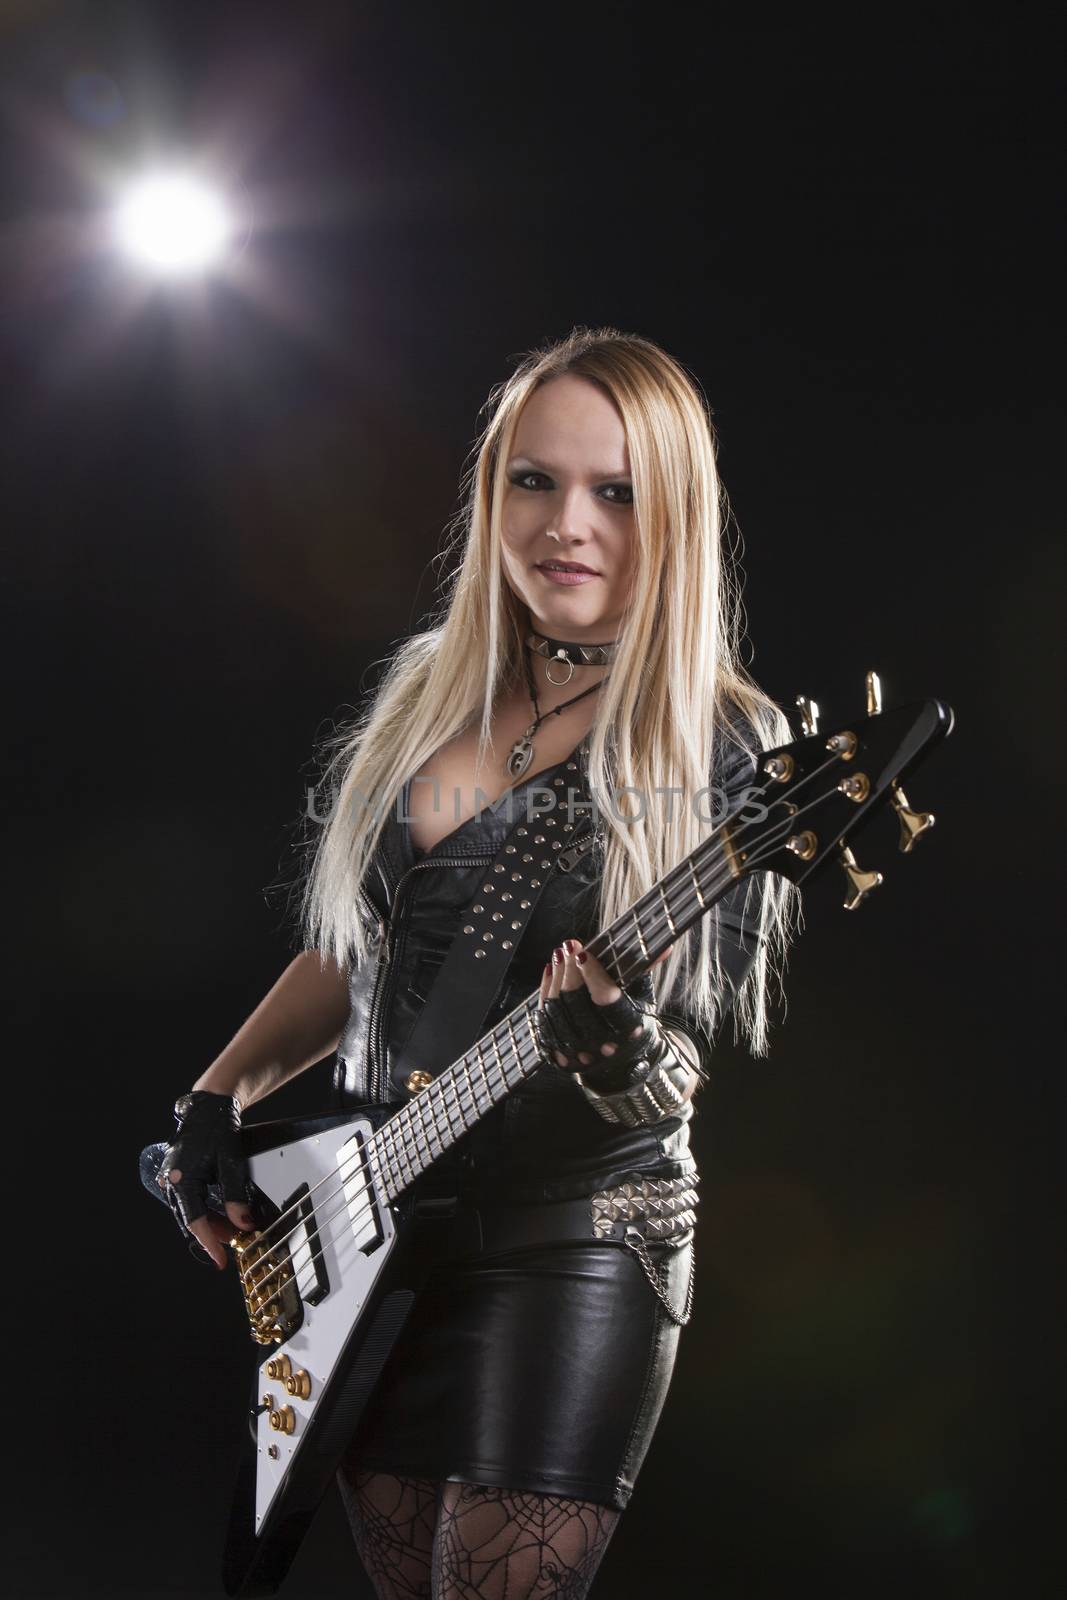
left=536, top=563, right=599, bottom=586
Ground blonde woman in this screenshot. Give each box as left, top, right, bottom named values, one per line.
left=143, top=327, right=797, bottom=1599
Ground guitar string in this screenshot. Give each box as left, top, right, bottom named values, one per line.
left=232, top=759, right=840, bottom=1303
left=239, top=780, right=837, bottom=1318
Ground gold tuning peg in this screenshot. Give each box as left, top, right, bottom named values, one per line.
left=839, top=845, right=883, bottom=911
left=890, top=783, right=935, bottom=853
left=795, top=694, right=820, bottom=736
left=866, top=670, right=883, bottom=715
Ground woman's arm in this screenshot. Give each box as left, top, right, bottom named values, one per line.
left=191, top=950, right=352, bottom=1111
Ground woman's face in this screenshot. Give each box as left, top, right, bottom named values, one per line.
left=500, top=373, right=636, bottom=642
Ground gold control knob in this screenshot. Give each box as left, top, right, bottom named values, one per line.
left=890, top=784, right=935, bottom=853
left=840, top=845, right=884, bottom=910
left=406, top=1070, right=433, bottom=1094
left=269, top=1406, right=296, bottom=1435
left=265, top=1355, right=292, bottom=1382
left=285, top=1369, right=312, bottom=1400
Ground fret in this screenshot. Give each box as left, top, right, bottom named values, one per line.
left=411, top=1094, right=437, bottom=1160
left=719, top=820, right=744, bottom=879
left=382, top=1119, right=413, bottom=1191
left=412, top=1095, right=440, bottom=1162
left=517, top=1009, right=542, bottom=1078
left=490, top=1029, right=511, bottom=1092
left=484, top=1030, right=509, bottom=1095
left=399, top=1106, right=428, bottom=1176
left=596, top=924, right=622, bottom=984
left=447, top=1070, right=470, bottom=1134
left=438, top=1073, right=464, bottom=1140
left=659, top=882, right=678, bottom=938
left=433, top=1087, right=453, bottom=1152
left=631, top=908, right=649, bottom=960
left=375, top=1121, right=394, bottom=1183
left=449, top=1064, right=472, bottom=1128
left=503, top=1017, right=528, bottom=1086
left=471, top=1042, right=494, bottom=1111
left=391, top=1120, right=415, bottom=1196
left=463, top=1049, right=489, bottom=1113
left=688, top=858, right=706, bottom=909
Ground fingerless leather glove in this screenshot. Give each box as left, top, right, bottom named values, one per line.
left=159, top=1089, right=251, bottom=1238
left=535, top=979, right=700, bottom=1127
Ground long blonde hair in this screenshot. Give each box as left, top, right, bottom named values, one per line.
left=299, top=326, right=800, bottom=1055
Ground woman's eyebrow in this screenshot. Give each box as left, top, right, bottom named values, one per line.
left=508, top=455, right=631, bottom=478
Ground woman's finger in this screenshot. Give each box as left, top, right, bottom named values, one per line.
left=544, top=943, right=573, bottom=1066
left=188, top=1213, right=231, bottom=1271
left=567, top=940, right=622, bottom=1006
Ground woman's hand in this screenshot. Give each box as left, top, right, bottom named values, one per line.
left=536, top=937, right=672, bottom=1082
left=155, top=1090, right=256, bottom=1270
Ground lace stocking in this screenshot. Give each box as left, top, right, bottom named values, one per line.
left=432, top=1482, right=621, bottom=1600
left=338, top=1468, right=437, bottom=1600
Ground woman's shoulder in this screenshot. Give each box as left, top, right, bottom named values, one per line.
left=713, top=699, right=764, bottom=795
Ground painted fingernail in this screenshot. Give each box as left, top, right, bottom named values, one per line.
left=552, top=946, right=563, bottom=964
left=576, top=950, right=588, bottom=965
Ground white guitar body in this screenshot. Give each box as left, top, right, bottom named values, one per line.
left=245, top=1115, right=397, bottom=1530
left=223, top=1105, right=421, bottom=1598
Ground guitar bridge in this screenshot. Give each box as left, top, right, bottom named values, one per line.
left=234, top=1188, right=322, bottom=1347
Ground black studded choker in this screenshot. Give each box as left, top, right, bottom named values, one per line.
left=525, top=631, right=621, bottom=673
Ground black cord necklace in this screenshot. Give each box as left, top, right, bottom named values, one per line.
left=505, top=648, right=607, bottom=780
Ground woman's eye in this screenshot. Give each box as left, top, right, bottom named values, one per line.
left=509, top=471, right=633, bottom=506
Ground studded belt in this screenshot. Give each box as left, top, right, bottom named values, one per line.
left=411, top=1171, right=699, bottom=1325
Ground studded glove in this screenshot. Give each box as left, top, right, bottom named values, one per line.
left=158, top=1089, right=252, bottom=1239
left=536, top=975, right=700, bottom=1127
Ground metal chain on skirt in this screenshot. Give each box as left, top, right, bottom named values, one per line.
left=623, top=1229, right=695, bottom=1327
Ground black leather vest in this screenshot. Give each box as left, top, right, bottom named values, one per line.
left=333, top=736, right=761, bottom=1204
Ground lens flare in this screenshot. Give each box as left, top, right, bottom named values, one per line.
left=114, top=172, right=231, bottom=275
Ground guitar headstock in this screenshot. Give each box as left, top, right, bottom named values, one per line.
left=734, top=671, right=955, bottom=909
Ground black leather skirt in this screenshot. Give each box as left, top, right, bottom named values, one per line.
left=139, top=1141, right=694, bottom=1511
left=340, top=1188, right=694, bottom=1511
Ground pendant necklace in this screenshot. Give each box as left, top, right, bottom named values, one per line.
left=504, top=634, right=618, bottom=780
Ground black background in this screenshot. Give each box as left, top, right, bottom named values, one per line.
left=4, top=3, right=1060, bottom=1596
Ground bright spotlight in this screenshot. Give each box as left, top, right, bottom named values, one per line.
left=114, top=172, right=231, bottom=275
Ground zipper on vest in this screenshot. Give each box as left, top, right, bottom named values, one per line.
left=367, top=852, right=496, bottom=1102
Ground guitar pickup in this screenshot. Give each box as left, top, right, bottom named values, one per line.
left=338, top=1132, right=386, bottom=1255
left=282, top=1182, right=329, bottom=1307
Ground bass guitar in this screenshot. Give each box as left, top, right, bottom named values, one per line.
left=219, top=672, right=954, bottom=1596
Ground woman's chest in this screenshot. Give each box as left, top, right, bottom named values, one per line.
left=407, top=707, right=596, bottom=852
